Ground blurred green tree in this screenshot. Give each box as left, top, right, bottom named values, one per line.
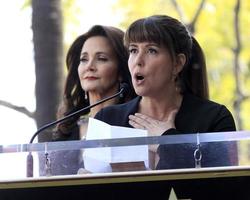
left=114, top=0, right=250, bottom=130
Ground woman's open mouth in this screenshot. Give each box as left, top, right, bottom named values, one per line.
left=136, top=75, right=144, bottom=80
left=134, top=73, right=145, bottom=84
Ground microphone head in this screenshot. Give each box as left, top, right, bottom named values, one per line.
left=120, top=82, right=130, bottom=98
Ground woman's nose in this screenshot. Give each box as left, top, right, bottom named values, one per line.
left=85, top=59, right=96, bottom=71
left=134, top=53, right=144, bottom=67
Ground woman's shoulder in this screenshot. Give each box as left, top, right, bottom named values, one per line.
left=182, top=93, right=236, bottom=131
left=182, top=92, right=235, bottom=125
left=184, top=92, right=229, bottom=113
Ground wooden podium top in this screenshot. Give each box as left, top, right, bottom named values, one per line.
left=1, top=165, right=250, bottom=189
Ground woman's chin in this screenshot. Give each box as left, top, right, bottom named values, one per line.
left=83, top=85, right=99, bottom=92
left=135, top=88, right=147, bottom=96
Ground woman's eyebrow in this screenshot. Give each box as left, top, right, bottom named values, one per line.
left=128, top=43, right=138, bottom=47
left=80, top=52, right=87, bottom=56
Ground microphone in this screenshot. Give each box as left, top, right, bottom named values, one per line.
left=26, top=82, right=129, bottom=177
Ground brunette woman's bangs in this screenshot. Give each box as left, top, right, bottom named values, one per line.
left=124, top=18, right=164, bottom=47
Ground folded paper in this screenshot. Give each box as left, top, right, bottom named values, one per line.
left=83, top=118, right=149, bottom=173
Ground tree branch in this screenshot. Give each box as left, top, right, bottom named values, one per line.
left=188, top=0, right=206, bottom=34
left=170, top=0, right=206, bottom=34
left=170, top=0, right=185, bottom=22
left=233, top=0, right=243, bottom=130
left=0, top=100, right=35, bottom=119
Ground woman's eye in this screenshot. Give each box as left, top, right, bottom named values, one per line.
left=129, top=48, right=137, bottom=54
left=98, top=57, right=108, bottom=62
left=148, top=48, right=157, bottom=54
left=80, top=58, right=88, bottom=62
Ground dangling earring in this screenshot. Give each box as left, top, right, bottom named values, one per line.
left=84, top=92, right=88, bottom=100
left=172, top=73, right=177, bottom=82
left=174, top=74, right=181, bottom=93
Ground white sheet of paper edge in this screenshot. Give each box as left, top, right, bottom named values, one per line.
left=83, top=118, right=149, bottom=173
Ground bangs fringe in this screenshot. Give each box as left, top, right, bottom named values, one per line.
left=124, top=18, right=164, bottom=47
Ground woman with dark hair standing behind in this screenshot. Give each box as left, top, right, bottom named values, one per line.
left=95, top=15, right=236, bottom=169
left=54, top=25, right=136, bottom=141
left=46, top=25, right=136, bottom=175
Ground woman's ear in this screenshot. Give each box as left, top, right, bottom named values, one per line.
left=174, top=53, right=186, bottom=74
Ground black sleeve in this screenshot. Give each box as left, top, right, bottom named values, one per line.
left=94, top=108, right=104, bottom=121
left=211, top=105, right=236, bottom=132
left=94, top=108, right=114, bottom=125
left=157, top=105, right=238, bottom=170
left=161, top=128, right=180, bottom=136
left=157, top=128, right=196, bottom=170
left=207, top=105, right=238, bottom=166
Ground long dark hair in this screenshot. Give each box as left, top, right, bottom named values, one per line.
left=124, top=15, right=209, bottom=99
left=56, top=25, right=136, bottom=137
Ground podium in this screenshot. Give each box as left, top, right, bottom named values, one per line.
left=1, top=131, right=250, bottom=199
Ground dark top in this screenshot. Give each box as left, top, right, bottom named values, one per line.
left=95, top=93, right=237, bottom=169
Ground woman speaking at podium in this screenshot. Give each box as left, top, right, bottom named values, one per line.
left=95, top=15, right=237, bottom=170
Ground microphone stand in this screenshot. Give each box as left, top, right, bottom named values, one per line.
left=26, top=85, right=127, bottom=177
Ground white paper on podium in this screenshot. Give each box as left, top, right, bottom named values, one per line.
left=83, top=118, right=149, bottom=173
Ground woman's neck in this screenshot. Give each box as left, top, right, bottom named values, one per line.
left=139, top=89, right=183, bottom=121
left=88, top=91, right=119, bottom=118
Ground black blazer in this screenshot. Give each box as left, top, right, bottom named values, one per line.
left=95, top=93, right=237, bottom=169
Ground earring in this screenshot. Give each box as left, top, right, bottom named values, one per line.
left=84, top=92, right=88, bottom=100
left=172, top=73, right=177, bottom=82
left=174, top=74, right=182, bottom=93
